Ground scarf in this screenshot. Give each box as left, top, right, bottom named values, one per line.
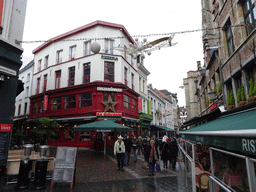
left=149, top=146, right=157, bottom=163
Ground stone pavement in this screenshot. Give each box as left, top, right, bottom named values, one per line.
left=4, top=148, right=190, bottom=191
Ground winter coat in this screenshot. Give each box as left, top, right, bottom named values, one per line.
left=124, top=138, right=132, bottom=152
left=114, top=140, right=125, bottom=155
left=168, top=140, right=178, bottom=157
left=144, top=141, right=151, bottom=160
left=159, top=142, right=169, bottom=161
left=146, top=145, right=159, bottom=164
left=132, top=138, right=139, bottom=150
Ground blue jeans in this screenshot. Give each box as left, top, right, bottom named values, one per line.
left=133, top=149, right=138, bottom=161
left=124, top=151, right=131, bottom=165
left=149, top=163, right=155, bottom=174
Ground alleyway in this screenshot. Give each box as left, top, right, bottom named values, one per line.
left=4, top=148, right=190, bottom=192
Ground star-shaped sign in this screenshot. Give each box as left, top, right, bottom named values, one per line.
left=101, top=95, right=119, bottom=113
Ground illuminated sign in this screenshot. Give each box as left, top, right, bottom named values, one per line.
left=0, top=124, right=12, bottom=132
left=97, top=87, right=122, bottom=92
left=96, top=112, right=122, bottom=117
left=101, top=55, right=118, bottom=60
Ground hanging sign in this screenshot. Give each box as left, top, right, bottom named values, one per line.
left=101, top=55, right=118, bottom=60
left=0, top=124, right=12, bottom=132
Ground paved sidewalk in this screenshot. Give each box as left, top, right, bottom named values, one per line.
left=4, top=148, right=189, bottom=191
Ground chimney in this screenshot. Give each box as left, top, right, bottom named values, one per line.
left=197, top=61, right=201, bottom=71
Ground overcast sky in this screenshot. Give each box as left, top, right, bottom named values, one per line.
left=21, top=0, right=203, bottom=107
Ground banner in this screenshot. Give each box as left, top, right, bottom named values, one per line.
left=138, top=98, right=142, bottom=111
left=0, top=0, right=4, bottom=26
left=147, top=100, right=151, bottom=115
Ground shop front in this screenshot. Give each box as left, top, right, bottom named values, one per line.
left=180, top=108, right=256, bottom=192
left=150, top=125, right=176, bottom=139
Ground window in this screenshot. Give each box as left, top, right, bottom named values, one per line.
left=79, top=93, right=92, bottom=107
left=105, top=39, right=114, bottom=54
left=51, top=97, right=61, bottom=110
left=139, top=77, right=141, bottom=91
left=143, top=80, right=145, bottom=92
left=83, top=63, right=90, bottom=83
left=38, top=59, right=42, bottom=72
left=44, top=55, right=49, bottom=68
left=70, top=45, right=76, bottom=60
left=24, top=102, right=27, bottom=114
left=131, top=73, right=134, bottom=90
left=242, top=0, right=256, bottom=36
left=224, top=20, right=235, bottom=56
left=36, top=77, right=40, bottom=94
left=26, top=86, right=29, bottom=97
left=27, top=73, right=30, bottom=82
left=56, top=50, right=63, bottom=64
left=131, top=55, right=134, bottom=66
left=18, top=104, right=21, bottom=116
left=68, top=67, right=75, bottom=86
left=34, top=102, right=38, bottom=114
left=64, top=95, right=76, bottom=109
left=123, top=95, right=129, bottom=108
left=124, top=67, right=128, bottom=86
left=43, top=74, right=47, bottom=92
left=104, top=61, right=114, bottom=82
left=103, top=92, right=115, bottom=101
left=131, top=98, right=137, bottom=111
left=55, top=70, right=61, bottom=89
left=39, top=101, right=44, bottom=113
left=84, top=41, right=91, bottom=56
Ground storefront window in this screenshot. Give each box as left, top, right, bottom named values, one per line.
left=64, top=95, right=76, bottom=109
left=79, top=93, right=92, bottom=107
left=51, top=97, right=62, bottom=110
left=123, top=95, right=129, bottom=108
left=63, top=128, right=74, bottom=140
left=79, top=132, right=91, bottom=141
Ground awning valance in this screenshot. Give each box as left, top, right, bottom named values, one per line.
left=181, top=109, right=256, bottom=156
left=73, top=119, right=132, bottom=132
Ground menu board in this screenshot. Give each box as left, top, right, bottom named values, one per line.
left=0, top=133, right=9, bottom=166
left=52, top=147, right=77, bottom=183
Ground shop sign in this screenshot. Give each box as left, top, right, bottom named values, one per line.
left=97, top=87, right=122, bottom=92
left=0, top=124, right=12, bottom=132
left=43, top=95, right=48, bottom=111
left=96, top=112, right=122, bottom=116
left=0, top=65, right=16, bottom=76
left=101, top=55, right=118, bottom=60
left=242, top=138, right=256, bottom=154
left=96, top=130, right=111, bottom=132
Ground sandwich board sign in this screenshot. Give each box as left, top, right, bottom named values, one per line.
left=51, top=147, right=77, bottom=189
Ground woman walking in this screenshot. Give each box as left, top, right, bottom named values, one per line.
left=169, top=138, right=178, bottom=169
left=146, top=140, right=159, bottom=176
left=159, top=136, right=169, bottom=169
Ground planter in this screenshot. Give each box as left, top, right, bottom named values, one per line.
left=238, top=101, right=246, bottom=106
left=217, top=91, right=222, bottom=96
left=228, top=105, right=236, bottom=110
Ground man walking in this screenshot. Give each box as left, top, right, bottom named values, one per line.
left=123, top=135, right=132, bottom=166
left=114, top=135, right=125, bottom=171
left=132, top=136, right=139, bottom=163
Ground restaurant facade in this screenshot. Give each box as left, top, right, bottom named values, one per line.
left=28, top=21, right=142, bottom=149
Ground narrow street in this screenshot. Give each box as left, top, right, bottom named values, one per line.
left=4, top=148, right=190, bottom=192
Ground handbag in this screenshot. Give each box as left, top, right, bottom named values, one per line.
left=155, top=163, right=161, bottom=172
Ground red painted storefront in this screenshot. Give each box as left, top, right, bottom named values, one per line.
left=29, top=81, right=140, bottom=148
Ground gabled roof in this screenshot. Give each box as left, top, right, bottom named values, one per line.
left=155, top=89, right=168, bottom=99
left=33, top=20, right=135, bottom=54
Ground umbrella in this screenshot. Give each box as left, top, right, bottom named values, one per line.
left=73, top=119, right=131, bottom=155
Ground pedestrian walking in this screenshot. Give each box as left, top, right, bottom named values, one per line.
left=137, top=136, right=143, bottom=155
left=159, top=136, right=169, bottom=168
left=123, top=135, right=132, bottom=166
left=114, top=135, right=125, bottom=171
left=169, top=137, right=179, bottom=169
left=132, top=136, right=139, bottom=162
left=146, top=140, right=159, bottom=176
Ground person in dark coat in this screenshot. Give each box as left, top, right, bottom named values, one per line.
left=143, top=136, right=151, bottom=162
left=159, top=136, right=169, bottom=168
left=123, top=135, right=132, bottom=166
left=168, top=138, right=179, bottom=169
left=132, top=136, right=139, bottom=162
left=146, top=140, right=159, bottom=176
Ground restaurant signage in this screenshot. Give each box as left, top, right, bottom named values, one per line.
left=43, top=95, right=48, bottom=111
left=0, top=124, right=12, bottom=132
left=96, top=112, right=122, bottom=116
left=97, top=87, right=122, bottom=92
left=101, top=55, right=118, bottom=60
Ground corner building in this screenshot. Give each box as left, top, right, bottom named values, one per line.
left=29, top=21, right=140, bottom=148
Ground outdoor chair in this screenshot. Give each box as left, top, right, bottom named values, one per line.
left=196, top=172, right=210, bottom=192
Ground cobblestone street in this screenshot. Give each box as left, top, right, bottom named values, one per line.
left=4, top=148, right=189, bottom=192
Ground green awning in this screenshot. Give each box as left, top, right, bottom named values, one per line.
left=181, top=109, right=256, bottom=156
left=73, top=119, right=132, bottom=132
left=151, top=125, right=175, bottom=132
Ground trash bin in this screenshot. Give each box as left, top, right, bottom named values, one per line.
left=16, top=144, right=34, bottom=189
left=32, top=145, right=49, bottom=189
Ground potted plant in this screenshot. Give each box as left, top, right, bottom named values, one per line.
left=227, top=90, right=235, bottom=109
left=247, top=78, right=256, bottom=103
left=237, top=85, right=246, bottom=106
left=217, top=82, right=222, bottom=96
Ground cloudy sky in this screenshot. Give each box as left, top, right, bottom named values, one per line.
left=21, top=0, right=203, bottom=107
